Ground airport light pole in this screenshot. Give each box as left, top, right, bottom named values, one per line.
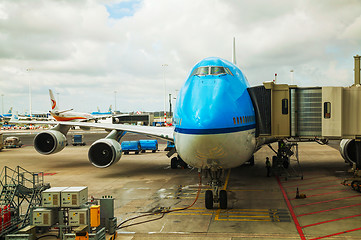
left=1, top=94, right=4, bottom=115
left=114, top=91, right=117, bottom=113
left=162, top=64, right=168, bottom=125
left=26, top=68, right=32, bottom=119
left=169, top=93, right=172, bottom=118
left=57, top=92, right=60, bottom=106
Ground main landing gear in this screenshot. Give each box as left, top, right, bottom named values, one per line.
left=170, top=155, right=188, bottom=169
left=204, top=169, right=227, bottom=209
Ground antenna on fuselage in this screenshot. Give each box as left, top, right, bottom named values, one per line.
left=232, top=37, right=237, bottom=65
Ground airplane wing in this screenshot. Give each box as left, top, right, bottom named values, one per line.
left=10, top=119, right=174, bottom=141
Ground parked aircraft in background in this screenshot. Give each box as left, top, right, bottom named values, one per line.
left=91, top=106, right=112, bottom=115
left=1, top=107, right=13, bottom=118
left=91, top=105, right=113, bottom=119
left=49, top=89, right=94, bottom=122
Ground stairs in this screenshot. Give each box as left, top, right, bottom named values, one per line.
left=0, top=166, right=50, bottom=237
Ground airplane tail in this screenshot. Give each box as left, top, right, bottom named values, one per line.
left=97, top=106, right=100, bottom=112
left=49, top=89, right=59, bottom=111
left=8, top=107, right=13, bottom=114
left=109, top=105, right=112, bottom=112
left=10, top=111, right=19, bottom=122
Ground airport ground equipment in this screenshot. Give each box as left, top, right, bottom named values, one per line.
left=268, top=141, right=303, bottom=180
left=121, top=141, right=140, bottom=154
left=164, top=141, right=175, bottom=151
left=42, top=187, right=69, bottom=208
left=341, top=167, right=361, bottom=192
left=21, top=186, right=105, bottom=240
left=4, top=137, right=22, bottom=148
left=72, top=135, right=86, bottom=146
left=61, top=187, right=88, bottom=208
left=0, top=166, right=49, bottom=239
left=139, top=139, right=158, bottom=153
left=32, top=208, right=57, bottom=226
left=99, top=196, right=116, bottom=235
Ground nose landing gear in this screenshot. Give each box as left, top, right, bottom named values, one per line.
left=204, top=169, right=228, bottom=209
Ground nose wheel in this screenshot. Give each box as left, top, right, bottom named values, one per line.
left=204, top=169, right=228, bottom=209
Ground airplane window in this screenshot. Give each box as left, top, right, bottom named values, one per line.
left=225, top=68, right=234, bottom=76
left=191, top=66, right=231, bottom=77
left=282, top=99, right=288, bottom=115
left=192, top=67, right=209, bottom=76
left=210, top=67, right=226, bottom=75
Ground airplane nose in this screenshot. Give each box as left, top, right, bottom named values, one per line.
left=176, top=81, right=234, bottom=131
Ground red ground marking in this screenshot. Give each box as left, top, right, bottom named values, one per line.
left=290, top=189, right=351, bottom=200
left=283, top=179, right=339, bottom=189
left=39, top=173, right=57, bottom=176
left=297, top=203, right=361, bottom=217
left=309, top=227, right=361, bottom=240
left=293, top=195, right=361, bottom=208
left=302, top=213, right=361, bottom=228
left=287, top=184, right=341, bottom=194
left=276, top=176, right=306, bottom=240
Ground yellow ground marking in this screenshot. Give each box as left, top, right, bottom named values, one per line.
left=216, top=218, right=272, bottom=222
left=167, top=208, right=282, bottom=222
left=223, top=169, right=231, bottom=190
left=229, top=189, right=264, bottom=192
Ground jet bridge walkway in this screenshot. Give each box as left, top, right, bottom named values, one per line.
left=0, top=166, right=50, bottom=239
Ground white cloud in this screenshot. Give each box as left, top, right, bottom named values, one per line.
left=0, top=0, right=360, bottom=114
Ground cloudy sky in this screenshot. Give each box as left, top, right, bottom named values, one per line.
left=0, top=0, right=360, bottom=115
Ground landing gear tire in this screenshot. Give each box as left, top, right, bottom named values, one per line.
left=171, top=157, right=178, bottom=169
left=205, top=190, right=213, bottom=209
left=219, top=190, right=227, bottom=209
left=178, top=158, right=188, bottom=168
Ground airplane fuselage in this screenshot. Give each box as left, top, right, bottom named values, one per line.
left=50, top=111, right=93, bottom=122
left=174, top=57, right=257, bottom=169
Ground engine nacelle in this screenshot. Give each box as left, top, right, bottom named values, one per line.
left=34, top=130, right=67, bottom=155
left=88, top=139, right=122, bottom=168
left=340, top=139, right=356, bottom=164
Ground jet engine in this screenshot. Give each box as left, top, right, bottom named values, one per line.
left=88, top=138, right=122, bottom=168
left=340, top=139, right=356, bottom=164
left=34, top=130, right=67, bottom=155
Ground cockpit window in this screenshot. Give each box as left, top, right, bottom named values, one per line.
left=193, top=67, right=209, bottom=76
left=192, top=66, right=231, bottom=77
left=225, top=67, right=234, bottom=76
left=211, top=67, right=226, bottom=75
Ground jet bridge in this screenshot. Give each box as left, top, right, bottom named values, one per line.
left=248, top=54, right=361, bottom=170
left=248, top=82, right=361, bottom=140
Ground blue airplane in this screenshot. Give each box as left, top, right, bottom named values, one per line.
left=11, top=40, right=270, bottom=209
left=2, top=107, right=13, bottom=118
left=91, top=105, right=112, bottom=116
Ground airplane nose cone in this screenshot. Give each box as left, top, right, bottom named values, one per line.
left=175, top=79, right=235, bottom=131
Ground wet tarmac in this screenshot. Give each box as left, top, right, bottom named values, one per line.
left=1, top=130, right=360, bottom=239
